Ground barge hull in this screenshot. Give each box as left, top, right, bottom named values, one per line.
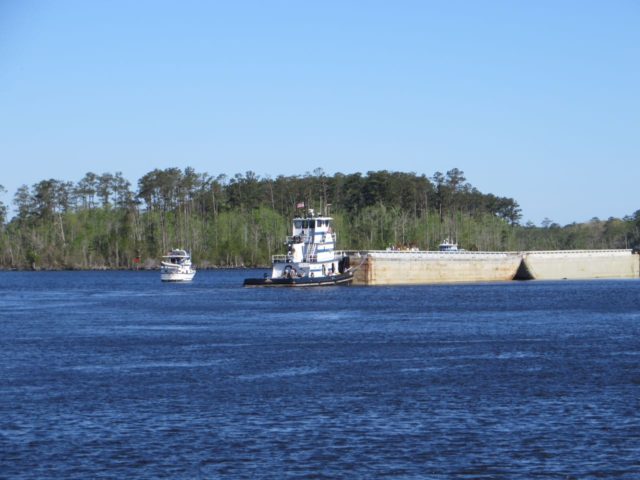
left=521, top=250, right=639, bottom=280
left=350, top=249, right=640, bottom=285
left=351, top=252, right=522, bottom=286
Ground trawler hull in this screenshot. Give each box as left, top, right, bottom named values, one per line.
left=161, top=271, right=196, bottom=282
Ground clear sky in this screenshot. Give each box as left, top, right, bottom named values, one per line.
left=1, top=0, right=638, bottom=225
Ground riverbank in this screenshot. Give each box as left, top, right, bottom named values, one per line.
left=0, top=264, right=269, bottom=272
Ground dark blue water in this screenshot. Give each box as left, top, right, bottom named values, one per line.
left=1, top=271, right=639, bottom=479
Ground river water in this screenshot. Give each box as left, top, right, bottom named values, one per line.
left=1, top=270, right=639, bottom=478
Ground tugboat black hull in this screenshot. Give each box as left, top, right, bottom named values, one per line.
left=244, top=271, right=354, bottom=287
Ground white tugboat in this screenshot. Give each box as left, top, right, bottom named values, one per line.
left=244, top=208, right=355, bottom=287
left=160, top=249, right=196, bottom=282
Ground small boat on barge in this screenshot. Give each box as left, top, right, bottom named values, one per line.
left=160, top=249, right=196, bottom=282
left=244, top=208, right=355, bottom=287
left=438, top=239, right=464, bottom=252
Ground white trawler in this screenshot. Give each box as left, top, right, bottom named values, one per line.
left=160, top=249, right=196, bottom=282
left=438, top=239, right=465, bottom=252
left=244, top=208, right=355, bottom=287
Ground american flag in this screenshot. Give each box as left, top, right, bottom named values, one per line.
left=296, top=202, right=305, bottom=209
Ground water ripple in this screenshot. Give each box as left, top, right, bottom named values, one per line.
left=1, top=272, right=639, bottom=478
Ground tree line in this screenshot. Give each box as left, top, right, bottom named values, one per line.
left=0, top=168, right=638, bottom=269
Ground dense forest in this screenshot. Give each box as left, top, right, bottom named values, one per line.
left=0, top=167, right=638, bottom=270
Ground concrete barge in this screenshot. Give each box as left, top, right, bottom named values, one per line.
left=349, top=249, right=639, bottom=286
left=518, top=250, right=639, bottom=281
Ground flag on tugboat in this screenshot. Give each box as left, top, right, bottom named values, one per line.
left=296, top=202, right=305, bottom=209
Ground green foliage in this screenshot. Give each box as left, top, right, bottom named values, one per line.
left=0, top=168, right=637, bottom=269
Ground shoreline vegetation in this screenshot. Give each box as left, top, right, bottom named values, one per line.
left=0, top=265, right=261, bottom=272
left=1, top=167, right=638, bottom=271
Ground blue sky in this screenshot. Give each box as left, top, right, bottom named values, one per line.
left=1, top=0, right=638, bottom=225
